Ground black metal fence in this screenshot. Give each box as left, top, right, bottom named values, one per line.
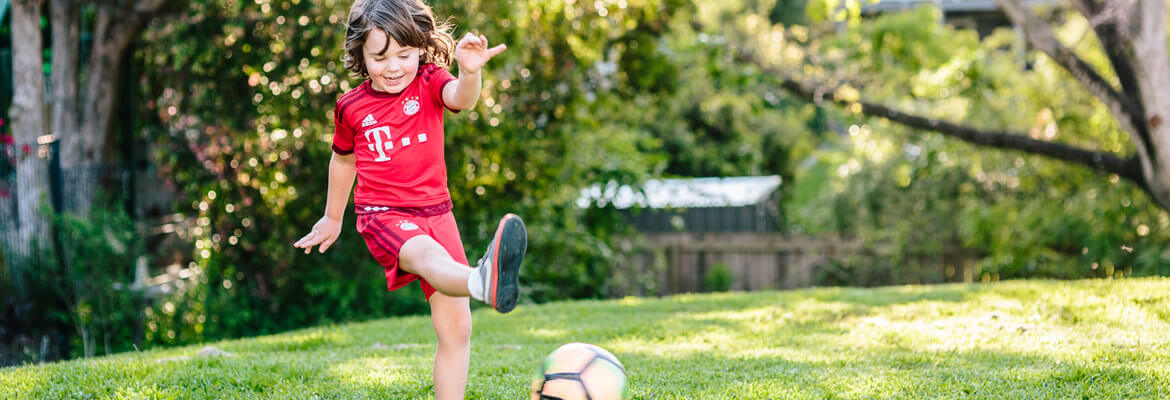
left=0, top=138, right=176, bottom=365
left=1, top=139, right=166, bottom=253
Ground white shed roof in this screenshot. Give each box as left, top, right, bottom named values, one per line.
left=577, top=176, right=782, bottom=209
left=861, top=0, right=1054, bottom=13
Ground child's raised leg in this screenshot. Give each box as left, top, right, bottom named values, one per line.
left=399, top=235, right=473, bottom=296
left=398, top=214, right=527, bottom=313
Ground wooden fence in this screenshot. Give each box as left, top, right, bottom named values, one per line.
left=608, top=232, right=978, bottom=297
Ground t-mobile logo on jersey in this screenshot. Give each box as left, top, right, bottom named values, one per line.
left=364, top=126, right=429, bottom=162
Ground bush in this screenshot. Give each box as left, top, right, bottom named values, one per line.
left=0, top=247, right=72, bottom=366
left=48, top=205, right=146, bottom=358
left=702, top=263, right=733, bottom=292
left=1, top=201, right=147, bottom=365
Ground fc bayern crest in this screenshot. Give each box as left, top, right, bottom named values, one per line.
left=403, top=99, right=420, bottom=116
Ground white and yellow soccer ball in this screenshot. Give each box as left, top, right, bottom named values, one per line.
left=530, top=342, right=628, bottom=400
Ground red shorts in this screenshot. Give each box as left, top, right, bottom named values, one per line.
left=355, top=200, right=468, bottom=300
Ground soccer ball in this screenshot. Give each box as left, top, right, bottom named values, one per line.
left=530, top=342, right=628, bottom=400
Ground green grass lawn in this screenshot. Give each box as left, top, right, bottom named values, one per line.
left=4, top=278, right=1170, bottom=399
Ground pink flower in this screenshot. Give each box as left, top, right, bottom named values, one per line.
left=22, top=144, right=31, bottom=154
left=0, top=134, right=12, bottom=145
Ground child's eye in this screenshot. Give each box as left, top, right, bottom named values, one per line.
left=399, top=54, right=410, bottom=59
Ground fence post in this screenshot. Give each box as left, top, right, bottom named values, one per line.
left=48, top=137, right=62, bottom=213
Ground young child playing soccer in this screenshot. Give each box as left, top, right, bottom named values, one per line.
left=292, top=0, right=525, bottom=398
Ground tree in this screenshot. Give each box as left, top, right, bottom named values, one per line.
left=68, top=0, right=174, bottom=192
left=718, top=0, right=1170, bottom=278
left=4, top=0, right=177, bottom=361
left=5, top=0, right=175, bottom=260
left=7, top=0, right=50, bottom=266
left=753, top=0, right=1170, bottom=211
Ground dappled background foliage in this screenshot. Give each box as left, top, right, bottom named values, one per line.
left=776, top=5, right=1170, bottom=280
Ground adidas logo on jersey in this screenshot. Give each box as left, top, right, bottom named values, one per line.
left=361, top=114, right=377, bottom=128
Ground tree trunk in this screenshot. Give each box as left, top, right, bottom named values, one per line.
left=51, top=0, right=82, bottom=213
left=6, top=0, right=50, bottom=269
left=995, top=0, right=1170, bottom=210
left=72, top=11, right=122, bottom=214
left=69, top=0, right=170, bottom=214
left=1128, top=0, right=1170, bottom=211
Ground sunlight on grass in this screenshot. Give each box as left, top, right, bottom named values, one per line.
left=526, top=328, right=570, bottom=339
left=111, top=385, right=172, bottom=400
left=617, top=296, right=645, bottom=307
left=608, top=328, right=740, bottom=360
left=247, top=328, right=350, bottom=352
left=5, top=279, right=1170, bottom=399
left=685, top=306, right=793, bottom=328
left=329, top=356, right=416, bottom=387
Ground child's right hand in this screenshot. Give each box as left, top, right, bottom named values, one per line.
left=293, top=216, right=342, bottom=254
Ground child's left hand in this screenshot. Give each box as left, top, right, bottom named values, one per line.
left=454, top=33, right=506, bottom=74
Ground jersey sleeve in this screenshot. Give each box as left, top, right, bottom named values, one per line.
left=422, top=63, right=459, bottom=113
left=331, top=99, right=356, bottom=155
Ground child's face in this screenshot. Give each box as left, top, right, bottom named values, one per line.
left=363, top=28, right=421, bottom=94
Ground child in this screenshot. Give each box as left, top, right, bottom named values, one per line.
left=292, top=0, right=524, bottom=398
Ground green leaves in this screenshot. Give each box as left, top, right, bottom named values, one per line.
left=783, top=4, right=1163, bottom=280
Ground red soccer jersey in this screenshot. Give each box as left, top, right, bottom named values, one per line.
left=332, top=63, right=458, bottom=207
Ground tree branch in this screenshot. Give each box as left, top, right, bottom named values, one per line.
left=68, top=0, right=169, bottom=18
left=995, top=0, right=1153, bottom=160
left=772, top=74, right=1146, bottom=189
left=1071, top=0, right=1142, bottom=106
left=1069, top=0, right=1154, bottom=156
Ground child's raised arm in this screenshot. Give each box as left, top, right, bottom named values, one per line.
left=442, top=33, right=507, bottom=110
left=293, top=152, right=356, bottom=254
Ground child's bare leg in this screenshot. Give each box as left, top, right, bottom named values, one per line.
left=398, top=236, right=472, bottom=297
left=428, top=292, right=472, bottom=400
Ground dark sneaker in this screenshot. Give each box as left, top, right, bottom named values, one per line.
left=476, top=213, right=527, bottom=313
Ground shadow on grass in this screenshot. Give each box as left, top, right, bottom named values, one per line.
left=10, top=314, right=446, bottom=399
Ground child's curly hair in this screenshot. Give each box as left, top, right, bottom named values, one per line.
left=343, top=0, right=455, bottom=77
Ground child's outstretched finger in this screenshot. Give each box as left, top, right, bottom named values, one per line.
left=320, top=236, right=337, bottom=253
left=295, top=231, right=322, bottom=253
left=487, top=44, right=507, bottom=58
left=294, top=231, right=313, bottom=247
